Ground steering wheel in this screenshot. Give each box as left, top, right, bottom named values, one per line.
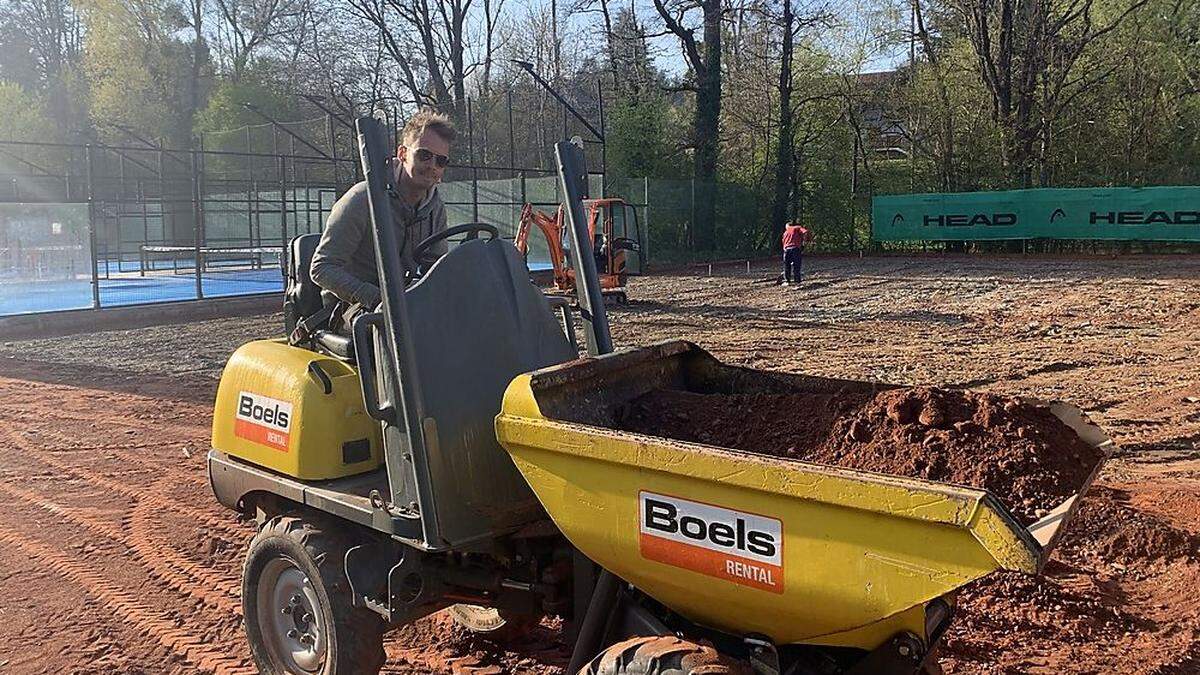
left=411, top=222, right=500, bottom=264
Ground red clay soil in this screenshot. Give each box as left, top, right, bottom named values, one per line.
left=0, top=361, right=570, bottom=675
left=940, top=481, right=1200, bottom=673
left=616, top=387, right=1105, bottom=526
left=390, top=613, right=569, bottom=674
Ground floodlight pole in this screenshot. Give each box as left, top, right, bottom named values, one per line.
left=299, top=94, right=355, bottom=132
left=512, top=61, right=604, bottom=142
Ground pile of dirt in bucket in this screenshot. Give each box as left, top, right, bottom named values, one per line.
left=615, top=386, right=1105, bottom=526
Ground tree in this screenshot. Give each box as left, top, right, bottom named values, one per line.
left=342, top=0, right=507, bottom=126
left=210, top=0, right=305, bottom=82
left=947, top=0, right=1151, bottom=186
left=911, top=0, right=956, bottom=190
left=0, top=0, right=86, bottom=132
left=608, top=8, right=658, bottom=99
left=0, top=81, right=58, bottom=142
left=182, top=0, right=210, bottom=142
left=653, top=0, right=724, bottom=252
left=771, top=0, right=796, bottom=243
left=79, top=0, right=193, bottom=145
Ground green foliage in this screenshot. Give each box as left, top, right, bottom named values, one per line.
left=607, top=96, right=686, bottom=180
left=193, top=79, right=294, bottom=146
left=0, top=81, right=56, bottom=143
left=79, top=0, right=191, bottom=144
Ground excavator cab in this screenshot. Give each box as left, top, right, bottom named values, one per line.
left=588, top=198, right=643, bottom=277
left=516, top=196, right=644, bottom=303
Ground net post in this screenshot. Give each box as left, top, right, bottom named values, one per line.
left=191, top=141, right=204, bottom=300
left=86, top=144, right=100, bottom=309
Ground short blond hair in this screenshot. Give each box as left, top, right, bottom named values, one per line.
left=401, top=109, right=456, bottom=146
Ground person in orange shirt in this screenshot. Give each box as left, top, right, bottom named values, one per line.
left=781, top=221, right=812, bottom=286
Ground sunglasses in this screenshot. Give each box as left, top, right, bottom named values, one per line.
left=412, top=147, right=450, bottom=168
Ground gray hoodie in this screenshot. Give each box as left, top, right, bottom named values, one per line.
left=310, top=178, right=447, bottom=308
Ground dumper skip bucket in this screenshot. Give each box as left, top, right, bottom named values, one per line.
left=495, top=341, right=1111, bottom=651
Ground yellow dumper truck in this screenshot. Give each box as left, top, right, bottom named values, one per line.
left=208, top=118, right=1108, bottom=675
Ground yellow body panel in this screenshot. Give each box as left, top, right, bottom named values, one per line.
left=212, top=339, right=382, bottom=480
left=496, top=373, right=1047, bottom=649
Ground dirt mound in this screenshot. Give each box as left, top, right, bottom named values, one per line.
left=939, top=482, right=1200, bottom=673
left=391, top=611, right=569, bottom=674
left=1059, top=486, right=1199, bottom=565
left=615, top=386, right=1104, bottom=525
left=947, top=566, right=1141, bottom=645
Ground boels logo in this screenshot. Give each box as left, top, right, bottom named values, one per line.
left=235, top=391, right=293, bottom=452
left=639, top=491, right=783, bottom=593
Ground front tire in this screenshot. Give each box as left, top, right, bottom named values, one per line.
left=243, top=515, right=386, bottom=675
left=580, top=636, right=750, bottom=675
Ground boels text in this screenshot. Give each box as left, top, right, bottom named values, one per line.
left=638, top=491, right=785, bottom=593
left=643, top=497, right=777, bottom=558
left=238, top=394, right=290, bottom=429
left=234, top=391, right=294, bottom=452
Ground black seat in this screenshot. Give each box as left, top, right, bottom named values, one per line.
left=312, top=329, right=354, bottom=360
left=283, top=233, right=323, bottom=335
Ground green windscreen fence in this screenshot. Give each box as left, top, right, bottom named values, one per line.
left=873, top=187, right=1200, bottom=241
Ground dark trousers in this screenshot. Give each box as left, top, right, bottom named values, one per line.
left=783, top=247, right=803, bottom=283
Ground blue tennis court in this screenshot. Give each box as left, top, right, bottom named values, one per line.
left=0, top=269, right=284, bottom=316
left=1, top=261, right=554, bottom=316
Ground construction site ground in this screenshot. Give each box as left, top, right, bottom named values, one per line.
left=1, top=253, right=1199, bottom=674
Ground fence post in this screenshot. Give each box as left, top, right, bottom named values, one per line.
left=507, top=90, right=517, bottom=179
left=326, top=113, right=339, bottom=188
left=850, top=131, right=859, bottom=252
left=643, top=176, right=651, bottom=267
left=469, top=97, right=479, bottom=223
left=279, top=155, right=289, bottom=248
left=191, top=145, right=204, bottom=300
left=86, top=144, right=100, bottom=309
left=597, top=78, right=606, bottom=197
left=157, top=146, right=165, bottom=251
left=691, top=176, right=700, bottom=254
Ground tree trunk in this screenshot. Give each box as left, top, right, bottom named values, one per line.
left=770, top=0, right=795, bottom=249
left=691, top=0, right=722, bottom=253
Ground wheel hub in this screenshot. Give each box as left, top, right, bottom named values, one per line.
left=259, top=559, right=326, bottom=672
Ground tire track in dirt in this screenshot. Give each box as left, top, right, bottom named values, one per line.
left=0, top=528, right=255, bottom=675
left=33, top=427, right=210, bottom=488
left=0, top=405, right=209, bottom=434
left=2, top=426, right=245, bottom=540
left=128, top=493, right=244, bottom=609
left=0, top=480, right=242, bottom=616
left=5, top=412, right=215, bottom=487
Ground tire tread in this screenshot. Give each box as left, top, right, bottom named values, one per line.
left=244, top=514, right=386, bottom=675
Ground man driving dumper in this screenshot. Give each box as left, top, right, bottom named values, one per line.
left=310, top=109, right=455, bottom=315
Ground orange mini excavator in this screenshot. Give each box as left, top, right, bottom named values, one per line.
left=515, top=198, right=642, bottom=304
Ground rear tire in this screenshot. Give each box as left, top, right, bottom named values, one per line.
left=243, top=515, right=386, bottom=675
left=579, top=636, right=750, bottom=675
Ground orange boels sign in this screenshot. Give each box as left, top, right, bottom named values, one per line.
left=639, top=491, right=783, bottom=594
left=235, top=391, right=293, bottom=452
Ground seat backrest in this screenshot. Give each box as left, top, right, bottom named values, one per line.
left=283, top=233, right=323, bottom=333
left=396, top=238, right=577, bottom=547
